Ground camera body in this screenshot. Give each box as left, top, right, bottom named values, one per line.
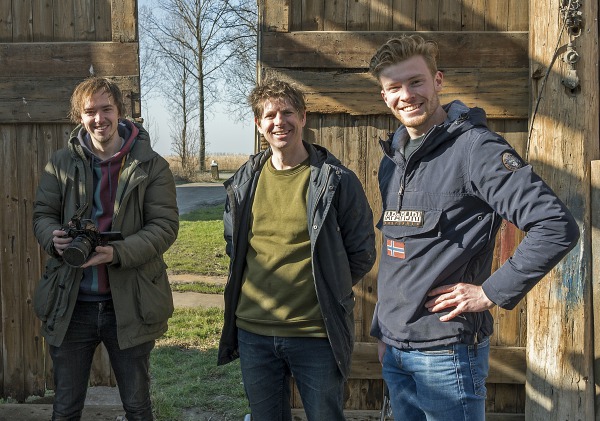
left=62, top=204, right=123, bottom=267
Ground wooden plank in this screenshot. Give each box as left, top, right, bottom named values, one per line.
left=0, top=2, right=12, bottom=42
left=111, top=0, right=136, bottom=42
left=485, top=0, right=508, bottom=31
left=53, top=1, right=75, bottom=40
left=260, top=31, right=529, bottom=69
left=0, top=124, right=26, bottom=401
left=508, top=0, right=528, bottom=31
left=16, top=125, right=46, bottom=397
left=32, top=0, right=55, bottom=42
left=0, top=42, right=139, bottom=77
left=301, top=0, right=324, bottom=31
left=439, top=0, right=462, bottom=31
left=0, top=76, right=140, bottom=123
left=392, top=0, right=416, bottom=31
left=95, top=0, right=112, bottom=40
left=416, top=0, right=439, bottom=31
left=347, top=0, right=369, bottom=31
left=461, top=0, right=486, bottom=31
left=526, top=0, right=598, bottom=418
left=323, top=0, right=346, bottom=30
left=370, top=0, right=393, bottom=31
left=12, top=0, right=32, bottom=42
left=261, top=0, right=290, bottom=32
left=74, top=0, right=96, bottom=41
left=349, top=342, right=526, bottom=384
left=593, top=161, right=600, bottom=412
left=264, top=67, right=529, bottom=118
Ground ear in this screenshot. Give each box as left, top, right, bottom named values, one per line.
left=255, top=117, right=264, bottom=135
left=434, top=71, right=444, bottom=93
left=299, top=110, right=307, bottom=127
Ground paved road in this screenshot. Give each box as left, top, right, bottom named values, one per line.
left=176, top=182, right=227, bottom=215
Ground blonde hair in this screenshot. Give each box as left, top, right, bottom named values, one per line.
left=369, top=35, right=439, bottom=83
left=69, top=77, right=125, bottom=123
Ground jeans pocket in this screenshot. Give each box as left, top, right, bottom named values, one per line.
left=468, top=337, right=490, bottom=398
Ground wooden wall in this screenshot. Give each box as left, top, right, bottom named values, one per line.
left=258, top=0, right=529, bottom=418
left=0, top=0, right=139, bottom=401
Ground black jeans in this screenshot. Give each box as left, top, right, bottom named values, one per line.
left=50, top=300, right=155, bottom=421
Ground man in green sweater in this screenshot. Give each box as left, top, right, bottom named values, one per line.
left=218, top=79, right=376, bottom=420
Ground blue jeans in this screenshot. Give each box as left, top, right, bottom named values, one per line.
left=382, top=336, right=490, bottom=421
left=237, top=328, right=345, bottom=421
left=49, top=300, right=155, bottom=421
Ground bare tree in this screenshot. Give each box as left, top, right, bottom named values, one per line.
left=140, top=0, right=236, bottom=171
left=219, top=0, right=258, bottom=120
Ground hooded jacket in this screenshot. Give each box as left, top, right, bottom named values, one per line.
left=371, top=101, right=580, bottom=349
left=218, top=141, right=376, bottom=379
left=32, top=120, right=179, bottom=349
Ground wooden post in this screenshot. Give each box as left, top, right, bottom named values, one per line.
left=527, top=0, right=599, bottom=419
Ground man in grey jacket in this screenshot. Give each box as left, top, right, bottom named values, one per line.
left=33, top=77, right=178, bottom=421
left=218, top=79, right=376, bottom=420
left=369, top=35, right=579, bottom=420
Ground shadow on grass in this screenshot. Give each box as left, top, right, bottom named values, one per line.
left=152, top=307, right=248, bottom=420
left=180, top=204, right=225, bottom=222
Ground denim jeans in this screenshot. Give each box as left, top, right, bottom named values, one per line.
left=382, top=336, right=490, bottom=421
left=237, top=328, right=345, bottom=421
left=49, top=300, right=155, bottom=421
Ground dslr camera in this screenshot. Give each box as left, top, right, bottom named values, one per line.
left=62, top=204, right=123, bottom=267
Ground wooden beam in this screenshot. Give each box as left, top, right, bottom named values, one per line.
left=349, top=342, right=526, bottom=384
left=0, top=76, right=140, bottom=123
left=526, top=0, right=598, bottom=419
left=264, top=67, right=529, bottom=118
left=593, top=160, right=600, bottom=415
left=260, top=31, right=528, bottom=69
left=0, top=42, right=139, bottom=77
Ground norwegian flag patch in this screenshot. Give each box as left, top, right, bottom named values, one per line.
left=386, top=239, right=405, bottom=259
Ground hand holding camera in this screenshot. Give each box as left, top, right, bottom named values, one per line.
left=56, top=204, right=123, bottom=267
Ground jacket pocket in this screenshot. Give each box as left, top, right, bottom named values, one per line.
left=136, top=259, right=174, bottom=324
left=33, top=258, right=63, bottom=321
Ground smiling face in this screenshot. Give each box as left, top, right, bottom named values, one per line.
left=255, top=97, right=306, bottom=153
left=80, top=90, right=121, bottom=149
left=379, top=55, right=445, bottom=138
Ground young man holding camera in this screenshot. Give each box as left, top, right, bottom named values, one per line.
left=32, top=77, right=179, bottom=421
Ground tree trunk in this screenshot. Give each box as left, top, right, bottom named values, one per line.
left=526, top=0, right=599, bottom=419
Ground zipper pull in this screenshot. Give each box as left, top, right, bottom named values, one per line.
left=397, top=182, right=404, bottom=210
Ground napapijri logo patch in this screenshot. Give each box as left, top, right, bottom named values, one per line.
left=386, top=239, right=405, bottom=259
left=502, top=152, right=526, bottom=171
left=383, top=210, right=424, bottom=226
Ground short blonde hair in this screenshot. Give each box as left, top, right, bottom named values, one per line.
left=369, top=35, right=439, bottom=83
left=69, top=77, right=126, bottom=123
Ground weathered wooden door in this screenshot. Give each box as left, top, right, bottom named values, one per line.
left=0, top=0, right=140, bottom=401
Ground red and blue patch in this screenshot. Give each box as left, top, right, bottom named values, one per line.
left=386, top=239, right=405, bottom=259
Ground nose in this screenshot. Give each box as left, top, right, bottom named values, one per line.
left=273, top=112, right=284, bottom=125
left=399, top=86, right=414, bottom=102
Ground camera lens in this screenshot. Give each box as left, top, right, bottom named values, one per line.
left=63, top=235, right=93, bottom=267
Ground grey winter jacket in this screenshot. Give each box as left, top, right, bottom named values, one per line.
left=371, top=101, right=580, bottom=349
left=218, top=141, right=376, bottom=379
left=32, top=121, right=179, bottom=349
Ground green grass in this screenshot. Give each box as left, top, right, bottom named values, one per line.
left=170, top=281, right=225, bottom=294
left=151, top=308, right=248, bottom=421
left=153, top=205, right=246, bottom=420
left=164, top=205, right=230, bottom=276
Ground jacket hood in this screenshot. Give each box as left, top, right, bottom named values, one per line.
left=69, top=119, right=157, bottom=162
